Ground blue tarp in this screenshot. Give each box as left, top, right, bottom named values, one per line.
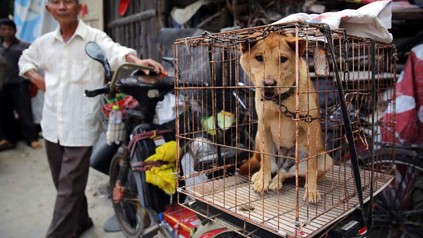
left=14, top=0, right=57, bottom=42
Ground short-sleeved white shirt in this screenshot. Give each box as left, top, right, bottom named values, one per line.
left=19, top=20, right=136, bottom=146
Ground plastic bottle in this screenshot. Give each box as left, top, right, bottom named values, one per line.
left=112, top=105, right=122, bottom=124
left=106, top=105, right=123, bottom=145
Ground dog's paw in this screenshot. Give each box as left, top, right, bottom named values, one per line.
left=251, top=171, right=269, bottom=193
left=303, top=187, right=321, bottom=204
left=251, top=171, right=261, bottom=183
left=269, top=176, right=283, bottom=191
left=252, top=180, right=269, bottom=193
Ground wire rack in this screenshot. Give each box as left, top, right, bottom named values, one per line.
left=174, top=22, right=397, bottom=237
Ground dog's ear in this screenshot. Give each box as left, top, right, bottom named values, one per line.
left=240, top=32, right=262, bottom=53
left=240, top=40, right=258, bottom=53
left=286, top=37, right=307, bottom=56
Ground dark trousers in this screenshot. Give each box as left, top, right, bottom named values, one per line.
left=0, top=122, right=5, bottom=140
left=45, top=140, right=92, bottom=238
left=0, top=82, right=38, bottom=144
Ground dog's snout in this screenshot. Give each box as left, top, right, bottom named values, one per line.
left=263, top=79, right=277, bottom=87
left=261, top=79, right=277, bottom=101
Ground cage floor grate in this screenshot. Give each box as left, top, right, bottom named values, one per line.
left=183, top=164, right=394, bottom=237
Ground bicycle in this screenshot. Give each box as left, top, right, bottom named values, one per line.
left=319, top=105, right=423, bottom=238
left=313, top=98, right=423, bottom=238
left=358, top=143, right=423, bottom=238
left=85, top=41, right=176, bottom=237
left=322, top=97, right=423, bottom=237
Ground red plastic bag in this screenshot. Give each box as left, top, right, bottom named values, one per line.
left=101, top=94, right=138, bottom=119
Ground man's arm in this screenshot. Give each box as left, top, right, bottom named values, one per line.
left=19, top=40, right=44, bottom=90
left=24, top=69, right=45, bottom=92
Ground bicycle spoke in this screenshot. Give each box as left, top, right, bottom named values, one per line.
left=364, top=148, right=423, bottom=238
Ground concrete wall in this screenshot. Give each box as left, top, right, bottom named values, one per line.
left=79, top=0, right=104, bottom=30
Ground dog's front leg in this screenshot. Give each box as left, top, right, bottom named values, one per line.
left=269, top=148, right=296, bottom=190
left=251, top=131, right=272, bottom=193
left=302, top=121, right=321, bottom=203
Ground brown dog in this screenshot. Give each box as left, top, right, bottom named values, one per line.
left=238, top=32, right=332, bottom=203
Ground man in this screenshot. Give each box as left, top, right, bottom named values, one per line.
left=18, top=0, right=166, bottom=237
left=0, top=18, right=41, bottom=150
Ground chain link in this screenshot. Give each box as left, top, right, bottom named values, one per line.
left=201, top=27, right=272, bottom=44
left=278, top=102, right=341, bottom=123
left=200, top=23, right=305, bottom=45
left=279, top=104, right=317, bottom=123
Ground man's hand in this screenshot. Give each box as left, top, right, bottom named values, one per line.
left=24, top=70, right=46, bottom=92
left=125, top=54, right=168, bottom=77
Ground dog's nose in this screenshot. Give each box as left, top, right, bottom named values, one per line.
left=263, top=79, right=277, bottom=87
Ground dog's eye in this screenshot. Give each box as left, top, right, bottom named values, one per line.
left=280, top=56, right=288, bottom=63
left=255, top=55, right=263, bottom=62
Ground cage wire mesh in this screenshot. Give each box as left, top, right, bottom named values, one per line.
left=174, top=22, right=397, bottom=237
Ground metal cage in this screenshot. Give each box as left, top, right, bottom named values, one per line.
left=174, top=22, right=397, bottom=237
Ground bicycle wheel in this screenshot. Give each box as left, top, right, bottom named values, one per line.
left=360, top=148, right=423, bottom=238
left=109, top=151, right=150, bottom=238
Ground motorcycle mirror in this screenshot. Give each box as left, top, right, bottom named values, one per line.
left=85, top=41, right=106, bottom=63
left=85, top=41, right=112, bottom=82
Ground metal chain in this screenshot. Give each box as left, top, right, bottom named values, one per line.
left=278, top=104, right=316, bottom=123
left=201, top=27, right=272, bottom=44
left=200, top=22, right=305, bottom=44
left=278, top=102, right=341, bottom=123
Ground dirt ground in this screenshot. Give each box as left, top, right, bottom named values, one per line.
left=0, top=141, right=124, bottom=238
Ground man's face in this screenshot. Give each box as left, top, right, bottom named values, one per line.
left=46, top=0, right=81, bottom=25
left=0, top=25, right=16, bottom=42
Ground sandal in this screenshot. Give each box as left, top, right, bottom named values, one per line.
left=30, top=141, right=42, bottom=149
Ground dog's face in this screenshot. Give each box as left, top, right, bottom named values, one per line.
left=240, top=32, right=306, bottom=100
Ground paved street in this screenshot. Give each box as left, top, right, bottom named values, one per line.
left=0, top=141, right=124, bottom=238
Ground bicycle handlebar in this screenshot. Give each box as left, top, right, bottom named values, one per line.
left=84, top=85, right=111, bottom=98
left=109, top=63, right=160, bottom=87
left=84, top=62, right=166, bottom=98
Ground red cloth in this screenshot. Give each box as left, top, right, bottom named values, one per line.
left=382, top=44, right=423, bottom=143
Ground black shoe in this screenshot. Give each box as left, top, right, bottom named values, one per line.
left=72, top=218, right=93, bottom=238
left=0, top=140, right=15, bottom=152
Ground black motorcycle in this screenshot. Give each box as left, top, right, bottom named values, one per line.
left=85, top=41, right=176, bottom=237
